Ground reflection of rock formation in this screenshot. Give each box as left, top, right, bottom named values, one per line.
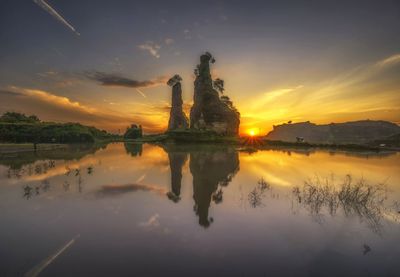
left=190, top=146, right=239, bottom=227
left=124, top=143, right=143, bottom=157
left=190, top=52, right=240, bottom=135
left=166, top=151, right=188, bottom=202
left=167, top=75, right=189, bottom=130
left=162, top=144, right=239, bottom=227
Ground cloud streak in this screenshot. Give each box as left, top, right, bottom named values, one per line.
left=85, top=71, right=166, bottom=90
left=33, top=0, right=80, bottom=36
left=376, top=53, right=400, bottom=67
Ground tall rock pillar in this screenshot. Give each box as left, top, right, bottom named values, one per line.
left=167, top=75, right=189, bottom=130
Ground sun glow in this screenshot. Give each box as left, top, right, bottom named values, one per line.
left=247, top=128, right=259, bottom=137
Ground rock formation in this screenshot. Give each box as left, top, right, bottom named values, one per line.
left=266, top=120, right=400, bottom=144
left=167, top=74, right=189, bottom=130
left=190, top=52, right=240, bottom=135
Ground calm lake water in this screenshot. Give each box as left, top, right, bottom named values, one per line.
left=0, top=143, right=399, bottom=276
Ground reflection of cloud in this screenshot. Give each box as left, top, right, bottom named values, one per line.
left=33, top=0, right=80, bottom=36
left=136, top=174, right=146, bottom=183
left=138, top=214, right=160, bottom=228
left=85, top=71, right=166, bottom=89
left=138, top=41, right=161, bottom=58
left=96, top=183, right=167, bottom=197
left=25, top=234, right=80, bottom=277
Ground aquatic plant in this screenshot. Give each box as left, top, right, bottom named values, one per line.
left=248, top=177, right=271, bottom=208
left=292, top=175, right=389, bottom=233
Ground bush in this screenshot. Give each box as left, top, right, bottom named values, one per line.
left=124, top=124, right=143, bottom=139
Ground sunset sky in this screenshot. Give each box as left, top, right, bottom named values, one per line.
left=0, top=0, right=399, bottom=134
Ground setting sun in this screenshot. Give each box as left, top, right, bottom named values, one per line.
left=247, top=128, right=259, bottom=137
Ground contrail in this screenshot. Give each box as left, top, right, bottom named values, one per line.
left=24, top=234, right=80, bottom=277
left=136, top=88, right=147, bottom=98
left=136, top=174, right=146, bottom=183
left=33, top=0, right=80, bottom=36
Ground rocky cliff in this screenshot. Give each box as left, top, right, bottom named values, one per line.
left=167, top=75, right=189, bottom=130
left=266, top=120, right=400, bottom=144
left=190, top=52, right=240, bottom=135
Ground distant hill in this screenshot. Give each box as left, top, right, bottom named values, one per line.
left=265, top=120, right=400, bottom=145
left=0, top=112, right=119, bottom=143
left=370, top=133, right=400, bottom=147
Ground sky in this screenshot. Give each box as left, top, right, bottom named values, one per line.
left=0, top=0, right=399, bottom=135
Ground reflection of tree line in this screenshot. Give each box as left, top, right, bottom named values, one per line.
left=22, top=164, right=95, bottom=199
left=240, top=147, right=397, bottom=159
left=163, top=144, right=240, bottom=228
left=1, top=143, right=106, bottom=170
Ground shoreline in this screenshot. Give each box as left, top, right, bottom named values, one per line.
left=1, top=138, right=398, bottom=155
left=0, top=143, right=67, bottom=154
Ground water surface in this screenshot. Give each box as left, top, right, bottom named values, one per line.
left=1, top=143, right=399, bottom=276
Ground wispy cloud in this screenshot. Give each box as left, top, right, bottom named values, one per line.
left=33, top=0, right=80, bottom=36
left=252, top=85, right=304, bottom=109
left=138, top=41, right=161, bottom=58
left=8, top=86, right=95, bottom=114
left=376, top=53, right=400, bottom=67
left=85, top=71, right=166, bottom=90
left=164, top=38, right=174, bottom=45
left=183, top=29, right=191, bottom=39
